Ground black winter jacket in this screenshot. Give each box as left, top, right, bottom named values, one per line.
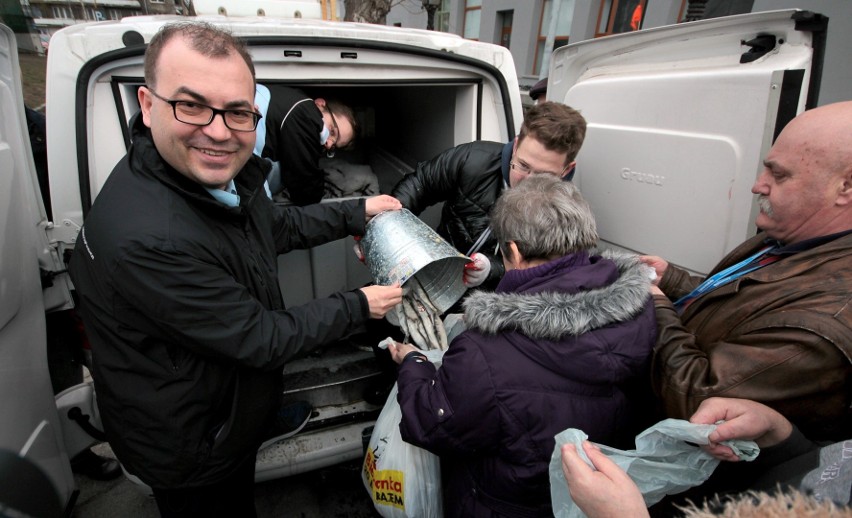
left=259, top=85, right=325, bottom=205
left=69, top=116, right=369, bottom=488
left=391, top=141, right=511, bottom=283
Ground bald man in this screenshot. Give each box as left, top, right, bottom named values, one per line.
left=641, top=102, right=852, bottom=442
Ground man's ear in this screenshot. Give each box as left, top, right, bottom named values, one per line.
left=837, top=168, right=852, bottom=206
left=560, top=161, right=577, bottom=179
left=138, top=86, right=154, bottom=128
left=314, top=98, right=326, bottom=109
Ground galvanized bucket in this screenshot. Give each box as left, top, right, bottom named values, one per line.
left=361, top=209, right=469, bottom=323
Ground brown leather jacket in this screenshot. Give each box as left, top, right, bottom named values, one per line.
left=652, top=232, right=852, bottom=441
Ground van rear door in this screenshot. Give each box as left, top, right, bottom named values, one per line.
left=550, top=9, right=825, bottom=275
left=0, top=23, right=76, bottom=511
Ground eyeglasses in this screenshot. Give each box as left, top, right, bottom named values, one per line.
left=147, top=88, right=261, bottom=132
left=324, top=104, right=341, bottom=148
left=510, top=160, right=571, bottom=178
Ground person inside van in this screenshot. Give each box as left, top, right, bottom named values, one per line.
left=387, top=174, right=656, bottom=517
left=69, top=21, right=403, bottom=517
left=255, top=84, right=358, bottom=205
left=390, top=102, right=586, bottom=290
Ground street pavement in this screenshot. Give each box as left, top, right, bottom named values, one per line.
left=72, top=444, right=381, bottom=517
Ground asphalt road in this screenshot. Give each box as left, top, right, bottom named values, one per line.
left=72, top=444, right=381, bottom=517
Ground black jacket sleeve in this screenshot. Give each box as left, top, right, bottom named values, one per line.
left=391, top=142, right=481, bottom=215
left=270, top=198, right=366, bottom=254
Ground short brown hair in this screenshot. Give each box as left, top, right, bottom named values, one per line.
left=144, top=21, right=255, bottom=89
left=518, top=102, right=587, bottom=165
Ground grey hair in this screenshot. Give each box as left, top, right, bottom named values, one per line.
left=491, top=174, right=598, bottom=260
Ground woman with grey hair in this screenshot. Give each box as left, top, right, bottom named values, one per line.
left=387, top=174, right=657, bottom=517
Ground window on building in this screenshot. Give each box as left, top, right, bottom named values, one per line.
left=534, top=0, right=575, bottom=76
left=595, top=0, right=647, bottom=37
left=52, top=5, right=72, bottom=18
left=462, top=0, right=481, bottom=40
left=436, top=0, right=451, bottom=32
left=150, top=0, right=166, bottom=4
left=497, top=10, right=513, bottom=49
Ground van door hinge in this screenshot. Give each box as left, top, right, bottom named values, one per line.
left=740, top=34, right=776, bottom=64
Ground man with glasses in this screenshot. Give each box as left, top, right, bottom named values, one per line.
left=254, top=84, right=358, bottom=205
left=391, top=102, right=586, bottom=288
left=69, top=21, right=402, bottom=517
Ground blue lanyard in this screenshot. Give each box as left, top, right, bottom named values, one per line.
left=673, top=245, right=777, bottom=312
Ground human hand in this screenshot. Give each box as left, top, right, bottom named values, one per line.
left=638, top=255, right=668, bottom=286
left=386, top=340, right=420, bottom=364
left=353, top=236, right=365, bottom=263
left=689, top=397, right=793, bottom=461
left=364, top=195, right=402, bottom=221
left=561, top=442, right=649, bottom=518
left=463, top=253, right=491, bottom=287
left=359, top=283, right=403, bottom=319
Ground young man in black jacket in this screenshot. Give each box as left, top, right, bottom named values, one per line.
left=69, top=21, right=402, bottom=517
left=390, top=102, right=586, bottom=289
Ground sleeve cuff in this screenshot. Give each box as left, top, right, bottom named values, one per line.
left=402, top=350, right=428, bottom=365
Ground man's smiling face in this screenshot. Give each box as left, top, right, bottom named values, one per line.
left=139, top=34, right=257, bottom=190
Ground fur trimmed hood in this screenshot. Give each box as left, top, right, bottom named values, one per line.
left=462, top=250, right=653, bottom=340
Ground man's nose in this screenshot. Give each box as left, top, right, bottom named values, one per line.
left=203, top=112, right=232, bottom=140
left=751, top=170, right=770, bottom=194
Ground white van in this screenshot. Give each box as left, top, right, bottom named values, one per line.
left=0, top=8, right=823, bottom=513
left=1, top=15, right=522, bottom=512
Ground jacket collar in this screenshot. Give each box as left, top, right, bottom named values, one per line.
left=723, top=231, right=852, bottom=284
left=462, top=250, right=653, bottom=340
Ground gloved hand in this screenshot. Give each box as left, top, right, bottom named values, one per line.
left=353, top=235, right=365, bottom=263
left=463, top=253, right=491, bottom=287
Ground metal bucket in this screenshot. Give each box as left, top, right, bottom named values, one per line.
left=361, top=209, right=469, bottom=323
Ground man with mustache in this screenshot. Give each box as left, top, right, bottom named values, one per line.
left=69, top=21, right=402, bottom=517
left=641, top=101, right=852, bottom=443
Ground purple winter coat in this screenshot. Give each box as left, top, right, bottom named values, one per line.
left=396, top=251, right=656, bottom=517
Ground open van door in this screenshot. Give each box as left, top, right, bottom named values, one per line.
left=0, top=24, right=77, bottom=512
left=549, top=9, right=826, bottom=275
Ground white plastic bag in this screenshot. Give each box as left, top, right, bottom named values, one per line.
left=549, top=419, right=759, bottom=518
left=362, top=349, right=444, bottom=518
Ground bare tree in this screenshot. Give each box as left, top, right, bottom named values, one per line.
left=344, top=0, right=393, bottom=24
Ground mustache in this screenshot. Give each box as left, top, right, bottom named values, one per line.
left=757, top=195, right=773, bottom=217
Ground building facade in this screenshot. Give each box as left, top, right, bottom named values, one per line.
left=2, top=0, right=188, bottom=54
left=28, top=0, right=146, bottom=42
left=387, top=0, right=851, bottom=107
